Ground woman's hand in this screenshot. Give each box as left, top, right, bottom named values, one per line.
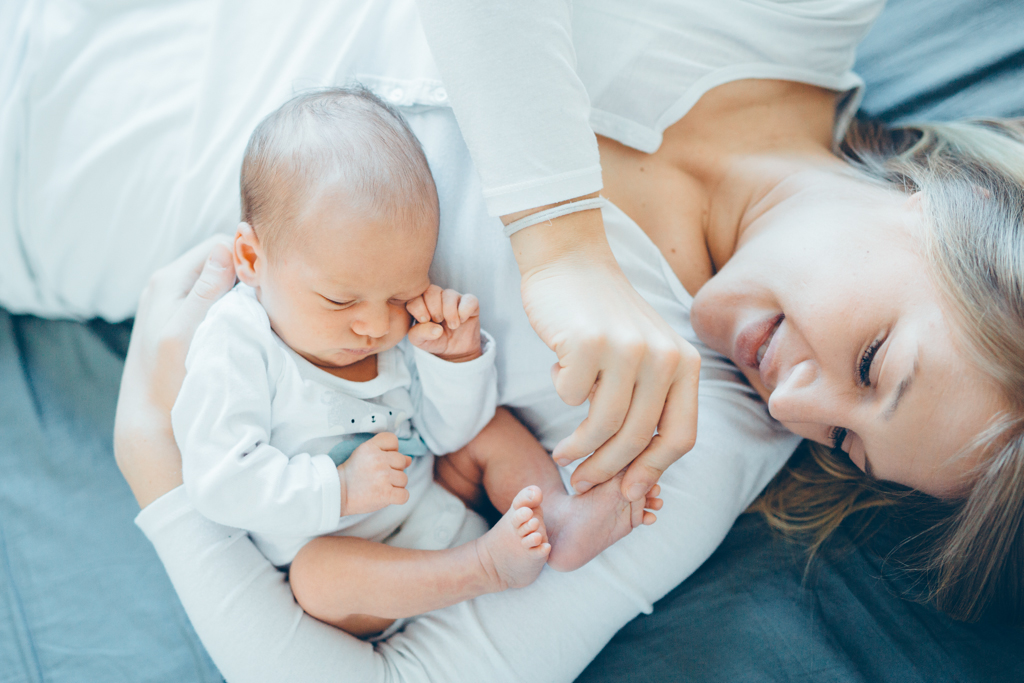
left=509, top=204, right=700, bottom=501
left=114, top=236, right=237, bottom=509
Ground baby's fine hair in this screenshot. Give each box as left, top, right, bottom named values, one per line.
left=240, top=86, right=438, bottom=254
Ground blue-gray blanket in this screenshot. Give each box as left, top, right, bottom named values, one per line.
left=3, top=1, right=1024, bottom=680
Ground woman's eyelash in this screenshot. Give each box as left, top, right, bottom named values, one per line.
left=858, top=338, right=883, bottom=386
left=828, top=426, right=848, bottom=454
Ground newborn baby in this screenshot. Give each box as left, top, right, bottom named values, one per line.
left=172, top=87, right=657, bottom=639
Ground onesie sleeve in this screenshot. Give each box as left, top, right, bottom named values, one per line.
left=171, top=293, right=341, bottom=537
left=415, top=0, right=602, bottom=217
left=405, top=331, right=498, bottom=456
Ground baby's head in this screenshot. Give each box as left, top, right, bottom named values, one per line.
left=234, top=87, right=439, bottom=371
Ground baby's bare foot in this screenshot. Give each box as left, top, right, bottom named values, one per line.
left=545, top=474, right=661, bottom=572
left=475, top=486, right=551, bottom=591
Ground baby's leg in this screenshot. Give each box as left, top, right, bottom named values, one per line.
left=289, top=486, right=549, bottom=638
left=438, top=408, right=662, bottom=572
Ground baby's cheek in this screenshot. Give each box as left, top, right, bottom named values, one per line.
left=393, top=307, right=413, bottom=336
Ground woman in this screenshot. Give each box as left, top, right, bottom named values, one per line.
left=99, top=0, right=1019, bottom=680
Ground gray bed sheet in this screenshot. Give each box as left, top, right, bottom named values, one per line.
left=2, top=1, right=1024, bottom=681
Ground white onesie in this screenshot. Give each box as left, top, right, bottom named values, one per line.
left=171, top=284, right=498, bottom=566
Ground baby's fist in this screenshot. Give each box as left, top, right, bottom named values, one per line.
left=406, top=285, right=482, bottom=362
left=338, top=433, right=411, bottom=516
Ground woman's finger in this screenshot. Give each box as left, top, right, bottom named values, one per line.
left=550, top=342, right=603, bottom=407
left=168, top=243, right=236, bottom=336
left=153, top=234, right=234, bottom=300
left=441, top=289, right=461, bottom=330
left=568, top=355, right=674, bottom=492
left=619, top=352, right=700, bottom=500
left=551, top=358, right=641, bottom=469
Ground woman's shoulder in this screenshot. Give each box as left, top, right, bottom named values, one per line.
left=574, top=0, right=885, bottom=153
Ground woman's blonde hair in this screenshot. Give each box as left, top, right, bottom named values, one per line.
left=752, top=116, right=1024, bottom=623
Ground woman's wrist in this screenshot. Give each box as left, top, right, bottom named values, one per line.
left=114, top=407, right=185, bottom=509
left=506, top=194, right=618, bottom=277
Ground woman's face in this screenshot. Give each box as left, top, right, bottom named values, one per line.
left=691, top=170, right=1003, bottom=497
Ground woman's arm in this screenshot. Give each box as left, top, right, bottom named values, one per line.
left=114, top=236, right=237, bottom=509
left=116, top=238, right=394, bottom=682
left=117, top=229, right=799, bottom=683
left=415, top=0, right=701, bottom=501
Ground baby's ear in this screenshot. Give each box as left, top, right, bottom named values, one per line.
left=234, top=222, right=261, bottom=286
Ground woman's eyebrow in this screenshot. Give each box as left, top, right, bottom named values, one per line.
left=883, top=353, right=919, bottom=421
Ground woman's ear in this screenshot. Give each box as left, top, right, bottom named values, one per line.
left=234, top=222, right=262, bottom=286
left=905, top=191, right=924, bottom=210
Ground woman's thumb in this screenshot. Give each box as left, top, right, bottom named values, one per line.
left=192, top=244, right=236, bottom=302
left=175, top=243, right=236, bottom=334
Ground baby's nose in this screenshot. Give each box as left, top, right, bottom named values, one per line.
left=352, top=306, right=390, bottom=338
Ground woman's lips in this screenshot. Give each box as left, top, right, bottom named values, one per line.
left=734, top=313, right=784, bottom=382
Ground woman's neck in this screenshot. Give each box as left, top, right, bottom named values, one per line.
left=598, top=79, right=842, bottom=296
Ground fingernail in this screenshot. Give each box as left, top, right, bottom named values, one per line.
left=627, top=482, right=648, bottom=502
left=574, top=481, right=593, bottom=494
left=555, top=458, right=570, bottom=467
left=208, top=248, right=231, bottom=271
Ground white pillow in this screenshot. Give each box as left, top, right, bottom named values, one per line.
left=1, top=0, right=446, bottom=321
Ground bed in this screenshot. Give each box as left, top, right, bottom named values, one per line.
left=2, top=1, right=1023, bottom=681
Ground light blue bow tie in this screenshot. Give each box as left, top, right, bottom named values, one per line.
left=327, top=432, right=430, bottom=466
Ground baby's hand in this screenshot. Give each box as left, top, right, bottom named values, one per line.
left=406, top=285, right=482, bottom=362
left=338, top=433, right=411, bottom=516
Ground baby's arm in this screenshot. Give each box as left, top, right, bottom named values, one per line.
left=405, top=286, right=499, bottom=454
left=172, top=301, right=377, bottom=535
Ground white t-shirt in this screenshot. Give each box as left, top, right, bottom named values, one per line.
left=171, top=284, right=498, bottom=566
left=418, top=0, right=884, bottom=214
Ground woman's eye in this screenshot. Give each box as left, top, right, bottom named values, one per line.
left=858, top=337, right=884, bottom=387
left=828, top=426, right=848, bottom=453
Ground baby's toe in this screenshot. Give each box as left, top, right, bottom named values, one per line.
left=521, top=531, right=544, bottom=548
left=517, top=516, right=540, bottom=537
left=511, top=485, right=543, bottom=511
left=513, top=506, right=534, bottom=526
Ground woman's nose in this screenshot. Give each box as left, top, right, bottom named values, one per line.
left=767, top=359, right=842, bottom=426
left=351, top=304, right=390, bottom=339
